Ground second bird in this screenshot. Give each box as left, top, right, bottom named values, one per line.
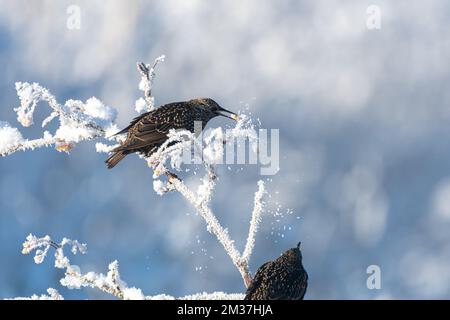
left=245, top=242, right=308, bottom=300
left=105, top=98, right=238, bottom=169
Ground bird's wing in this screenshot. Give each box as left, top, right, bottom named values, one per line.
left=115, top=103, right=189, bottom=152
left=115, top=120, right=170, bottom=151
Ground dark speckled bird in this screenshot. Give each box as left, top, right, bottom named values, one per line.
left=244, top=242, right=308, bottom=300
left=105, top=98, right=238, bottom=169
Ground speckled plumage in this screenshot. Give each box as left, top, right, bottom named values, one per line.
left=105, top=98, right=236, bottom=169
left=244, top=242, right=308, bottom=300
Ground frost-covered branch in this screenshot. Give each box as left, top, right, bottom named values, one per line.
left=21, top=234, right=129, bottom=299
left=242, top=180, right=266, bottom=265
left=147, top=116, right=267, bottom=288
left=0, top=82, right=119, bottom=157
left=135, top=55, right=165, bottom=113
left=17, top=234, right=244, bottom=300
left=164, top=175, right=265, bottom=288
left=0, top=55, right=167, bottom=157
left=168, top=176, right=250, bottom=284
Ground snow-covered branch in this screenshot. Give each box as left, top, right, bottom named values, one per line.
left=147, top=116, right=267, bottom=288
left=169, top=176, right=251, bottom=284
left=0, top=82, right=119, bottom=157
left=0, top=55, right=166, bottom=157
left=136, top=55, right=165, bottom=113
left=18, top=234, right=244, bottom=300
left=21, top=234, right=133, bottom=299
left=242, top=180, right=266, bottom=265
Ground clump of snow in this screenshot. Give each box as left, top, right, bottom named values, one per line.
left=54, top=98, right=117, bottom=143
left=60, top=269, right=84, bottom=289
left=138, top=77, right=150, bottom=92
left=95, top=142, right=118, bottom=153
left=83, top=97, right=117, bottom=122
left=135, top=97, right=148, bottom=113
left=55, top=120, right=94, bottom=143
left=153, top=179, right=168, bottom=195
left=123, top=287, right=145, bottom=300
left=0, top=121, right=24, bottom=155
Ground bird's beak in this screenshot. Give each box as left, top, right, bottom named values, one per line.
left=216, top=107, right=239, bottom=121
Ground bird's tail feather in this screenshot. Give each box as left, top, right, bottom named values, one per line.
left=105, top=152, right=126, bottom=169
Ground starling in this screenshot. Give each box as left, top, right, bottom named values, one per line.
left=244, top=242, right=308, bottom=300
left=105, top=98, right=238, bottom=169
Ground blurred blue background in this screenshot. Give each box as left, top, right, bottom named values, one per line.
left=1, top=0, right=450, bottom=299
